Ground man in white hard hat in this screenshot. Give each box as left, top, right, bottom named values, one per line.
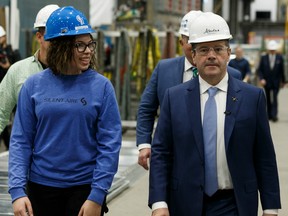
left=0, top=25, right=21, bottom=150
left=258, top=40, right=286, bottom=122
left=136, top=10, right=202, bottom=170
left=149, top=12, right=281, bottom=216
left=0, top=4, right=59, bottom=135
left=136, top=10, right=241, bottom=170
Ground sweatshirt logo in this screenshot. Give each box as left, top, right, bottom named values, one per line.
left=43, top=97, right=87, bottom=106
left=80, top=98, right=87, bottom=106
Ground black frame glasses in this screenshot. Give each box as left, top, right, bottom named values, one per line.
left=194, top=46, right=229, bottom=56
left=75, top=41, right=97, bottom=53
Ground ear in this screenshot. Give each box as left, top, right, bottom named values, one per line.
left=226, top=47, right=231, bottom=61
left=35, top=31, right=43, bottom=42
left=192, top=51, right=197, bottom=64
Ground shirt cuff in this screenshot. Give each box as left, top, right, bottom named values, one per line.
left=152, top=201, right=168, bottom=211
left=138, top=143, right=151, bottom=151
left=263, top=209, right=278, bottom=214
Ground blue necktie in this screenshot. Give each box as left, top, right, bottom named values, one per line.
left=203, top=87, right=218, bottom=196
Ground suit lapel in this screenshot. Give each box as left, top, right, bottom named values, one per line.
left=175, top=56, right=185, bottom=84
left=185, top=78, right=204, bottom=161
left=224, top=77, right=241, bottom=151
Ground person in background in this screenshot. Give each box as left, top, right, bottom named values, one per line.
left=228, top=45, right=251, bottom=82
left=0, top=25, right=21, bottom=150
left=136, top=10, right=241, bottom=170
left=136, top=10, right=202, bottom=170
left=258, top=40, right=286, bottom=122
left=8, top=6, right=121, bottom=216
left=0, top=4, right=59, bottom=148
left=149, top=12, right=281, bottom=216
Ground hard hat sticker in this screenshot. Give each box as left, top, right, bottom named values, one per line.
left=76, top=15, right=85, bottom=25
left=61, top=27, right=68, bottom=33
left=75, top=25, right=89, bottom=30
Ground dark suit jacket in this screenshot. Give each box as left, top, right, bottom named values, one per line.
left=136, top=56, right=241, bottom=145
left=149, top=75, right=281, bottom=216
left=258, top=54, right=285, bottom=89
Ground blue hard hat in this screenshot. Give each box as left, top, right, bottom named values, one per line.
left=44, top=6, right=95, bottom=41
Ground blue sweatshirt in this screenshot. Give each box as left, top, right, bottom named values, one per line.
left=8, top=68, right=122, bottom=205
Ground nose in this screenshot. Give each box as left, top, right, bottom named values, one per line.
left=207, top=48, right=217, bottom=55
left=206, top=48, right=217, bottom=60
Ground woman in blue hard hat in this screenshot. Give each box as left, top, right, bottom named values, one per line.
left=8, top=6, right=122, bottom=216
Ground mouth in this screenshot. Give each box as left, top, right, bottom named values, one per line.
left=205, top=62, right=219, bottom=67
left=206, top=65, right=218, bottom=68
left=80, top=57, right=91, bottom=65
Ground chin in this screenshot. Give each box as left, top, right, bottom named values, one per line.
left=80, top=65, right=89, bottom=71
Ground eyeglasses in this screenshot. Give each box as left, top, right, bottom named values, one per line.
left=194, top=46, right=229, bottom=56
left=75, top=41, right=97, bottom=53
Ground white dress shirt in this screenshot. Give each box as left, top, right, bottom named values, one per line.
left=199, top=73, right=233, bottom=190
left=269, top=54, right=275, bottom=70
left=183, top=57, right=194, bottom=82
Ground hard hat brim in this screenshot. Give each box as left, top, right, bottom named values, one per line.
left=44, top=27, right=96, bottom=41
left=188, top=34, right=232, bottom=44
left=179, top=31, right=189, bottom=37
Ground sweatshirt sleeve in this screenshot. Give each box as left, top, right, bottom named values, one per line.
left=0, top=66, right=18, bottom=133
left=88, top=81, right=122, bottom=205
left=8, top=81, right=36, bottom=202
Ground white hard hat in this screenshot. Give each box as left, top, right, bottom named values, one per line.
left=188, top=12, right=232, bottom=43
left=179, top=10, right=203, bottom=36
left=267, top=40, right=278, bottom=50
left=34, top=4, right=60, bottom=29
left=0, top=25, right=6, bottom=37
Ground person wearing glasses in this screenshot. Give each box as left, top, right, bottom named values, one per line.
left=149, top=12, right=280, bottom=216
left=136, top=10, right=241, bottom=171
left=8, top=6, right=121, bottom=216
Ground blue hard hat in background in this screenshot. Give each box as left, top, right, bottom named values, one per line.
left=44, top=6, right=96, bottom=41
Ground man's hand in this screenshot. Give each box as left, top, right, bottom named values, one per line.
left=152, top=208, right=169, bottom=216
left=263, top=214, right=277, bottom=216
left=138, top=148, right=151, bottom=170
left=0, top=58, right=10, bottom=69
left=12, top=196, right=33, bottom=216
left=260, top=79, right=266, bottom=87
left=78, top=200, right=102, bottom=216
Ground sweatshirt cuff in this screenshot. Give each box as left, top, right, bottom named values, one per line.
left=88, top=187, right=107, bottom=206
left=9, top=187, right=27, bottom=203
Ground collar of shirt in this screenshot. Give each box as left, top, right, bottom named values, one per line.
left=184, top=57, right=193, bottom=72
left=199, top=72, right=228, bottom=94
left=33, top=49, right=41, bottom=63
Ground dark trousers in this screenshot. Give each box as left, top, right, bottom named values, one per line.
left=0, top=126, right=10, bottom=150
left=264, top=87, right=279, bottom=119
left=27, top=181, right=108, bottom=216
left=202, top=190, right=238, bottom=216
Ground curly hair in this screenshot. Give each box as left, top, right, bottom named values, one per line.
left=47, top=35, right=98, bottom=75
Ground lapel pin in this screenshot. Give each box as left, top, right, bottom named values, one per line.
left=232, top=97, right=237, bottom=102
